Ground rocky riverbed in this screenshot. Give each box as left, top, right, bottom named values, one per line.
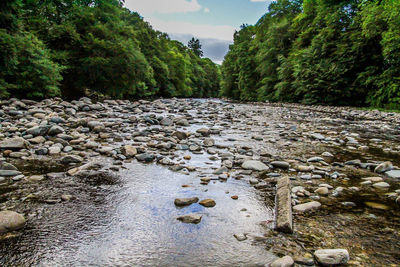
left=0, top=98, right=399, bottom=266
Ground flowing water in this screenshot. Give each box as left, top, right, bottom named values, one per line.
left=1, top=161, right=276, bottom=266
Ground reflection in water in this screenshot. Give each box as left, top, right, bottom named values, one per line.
left=1, top=162, right=275, bottom=266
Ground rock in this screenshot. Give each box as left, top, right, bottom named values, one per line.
left=48, top=125, right=64, bottom=136
left=203, top=138, right=215, bottom=147
left=199, top=199, right=216, bottom=207
left=135, top=153, right=155, bottom=162
left=28, top=136, right=46, bottom=144
left=121, top=145, right=137, bottom=158
left=160, top=117, right=173, bottom=126
left=271, top=161, right=290, bottom=170
left=172, top=131, right=187, bottom=140
left=213, top=166, right=228, bottom=175
left=0, top=211, right=26, bottom=233
left=0, top=137, right=29, bottom=150
left=242, top=160, right=269, bottom=171
left=315, top=187, right=329, bottom=196
left=26, top=126, right=48, bottom=136
left=270, top=256, right=294, bottom=267
left=275, top=177, right=293, bottom=233
left=48, top=146, right=61, bottom=155
left=372, top=182, right=390, bottom=189
left=0, top=162, right=17, bottom=170
left=296, top=165, right=314, bottom=172
left=311, top=133, right=325, bottom=140
left=314, top=249, right=349, bottom=266
left=375, top=161, right=393, bottom=173
left=61, top=155, right=83, bottom=164
left=307, top=157, right=324, bottom=163
left=196, top=128, right=210, bottom=136
left=174, top=197, right=199, bottom=206
left=177, top=214, right=202, bottom=224
left=385, top=170, right=400, bottom=179
left=27, top=175, right=45, bottom=182
left=322, top=152, right=334, bottom=157
left=231, top=195, right=238, bottom=200
left=293, top=201, right=321, bottom=212
left=0, top=170, right=21, bottom=177
left=364, top=202, right=389, bottom=210
left=234, top=233, right=247, bottom=241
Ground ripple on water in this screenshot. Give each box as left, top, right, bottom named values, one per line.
left=1, top=162, right=275, bottom=266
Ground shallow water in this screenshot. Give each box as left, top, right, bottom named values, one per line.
left=1, top=162, right=275, bottom=266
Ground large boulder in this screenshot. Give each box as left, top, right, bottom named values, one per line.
left=0, top=211, right=26, bottom=233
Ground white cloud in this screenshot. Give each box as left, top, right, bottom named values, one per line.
left=147, top=17, right=235, bottom=41
left=124, top=0, right=202, bottom=16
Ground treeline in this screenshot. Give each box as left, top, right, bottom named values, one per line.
left=0, top=0, right=220, bottom=100
left=221, top=0, right=400, bottom=108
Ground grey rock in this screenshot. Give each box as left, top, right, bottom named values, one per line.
left=375, top=161, right=393, bottom=173
left=314, top=249, right=349, bottom=266
left=0, top=170, right=21, bottom=177
left=61, top=155, right=83, bottom=164
left=385, top=170, right=400, bottom=179
left=242, top=160, right=269, bottom=171
left=48, top=125, right=64, bottom=136
left=233, top=233, right=247, bottom=241
left=372, top=182, right=390, bottom=189
left=0, top=162, right=18, bottom=171
left=26, top=126, right=48, bottom=137
left=160, top=117, right=173, bottom=126
left=203, top=138, right=215, bottom=147
left=0, top=211, right=26, bottom=233
left=275, top=177, right=293, bottom=233
left=213, top=166, right=228, bottom=175
left=0, top=137, right=29, bottom=150
left=307, top=157, right=324, bottom=163
left=270, top=256, right=294, bottom=267
left=136, top=153, right=155, bottom=162
left=293, top=201, right=321, bottom=212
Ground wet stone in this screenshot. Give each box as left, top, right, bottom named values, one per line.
left=174, top=197, right=199, bottom=207
left=177, top=214, right=202, bottom=224
left=199, top=199, right=216, bottom=207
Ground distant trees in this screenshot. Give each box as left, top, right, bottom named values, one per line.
left=221, top=0, right=400, bottom=108
left=0, top=0, right=220, bottom=100
left=188, top=37, right=203, bottom=57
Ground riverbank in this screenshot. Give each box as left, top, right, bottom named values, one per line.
left=0, top=98, right=399, bottom=266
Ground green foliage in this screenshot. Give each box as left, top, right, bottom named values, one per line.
left=221, top=0, right=400, bottom=108
left=188, top=37, right=203, bottom=57
left=0, top=0, right=220, bottom=99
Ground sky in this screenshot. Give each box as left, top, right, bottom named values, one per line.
left=124, top=0, right=272, bottom=64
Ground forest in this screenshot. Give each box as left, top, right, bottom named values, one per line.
left=0, top=0, right=220, bottom=100
left=221, top=0, right=400, bottom=108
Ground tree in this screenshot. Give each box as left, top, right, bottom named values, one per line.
left=188, top=37, right=203, bottom=57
